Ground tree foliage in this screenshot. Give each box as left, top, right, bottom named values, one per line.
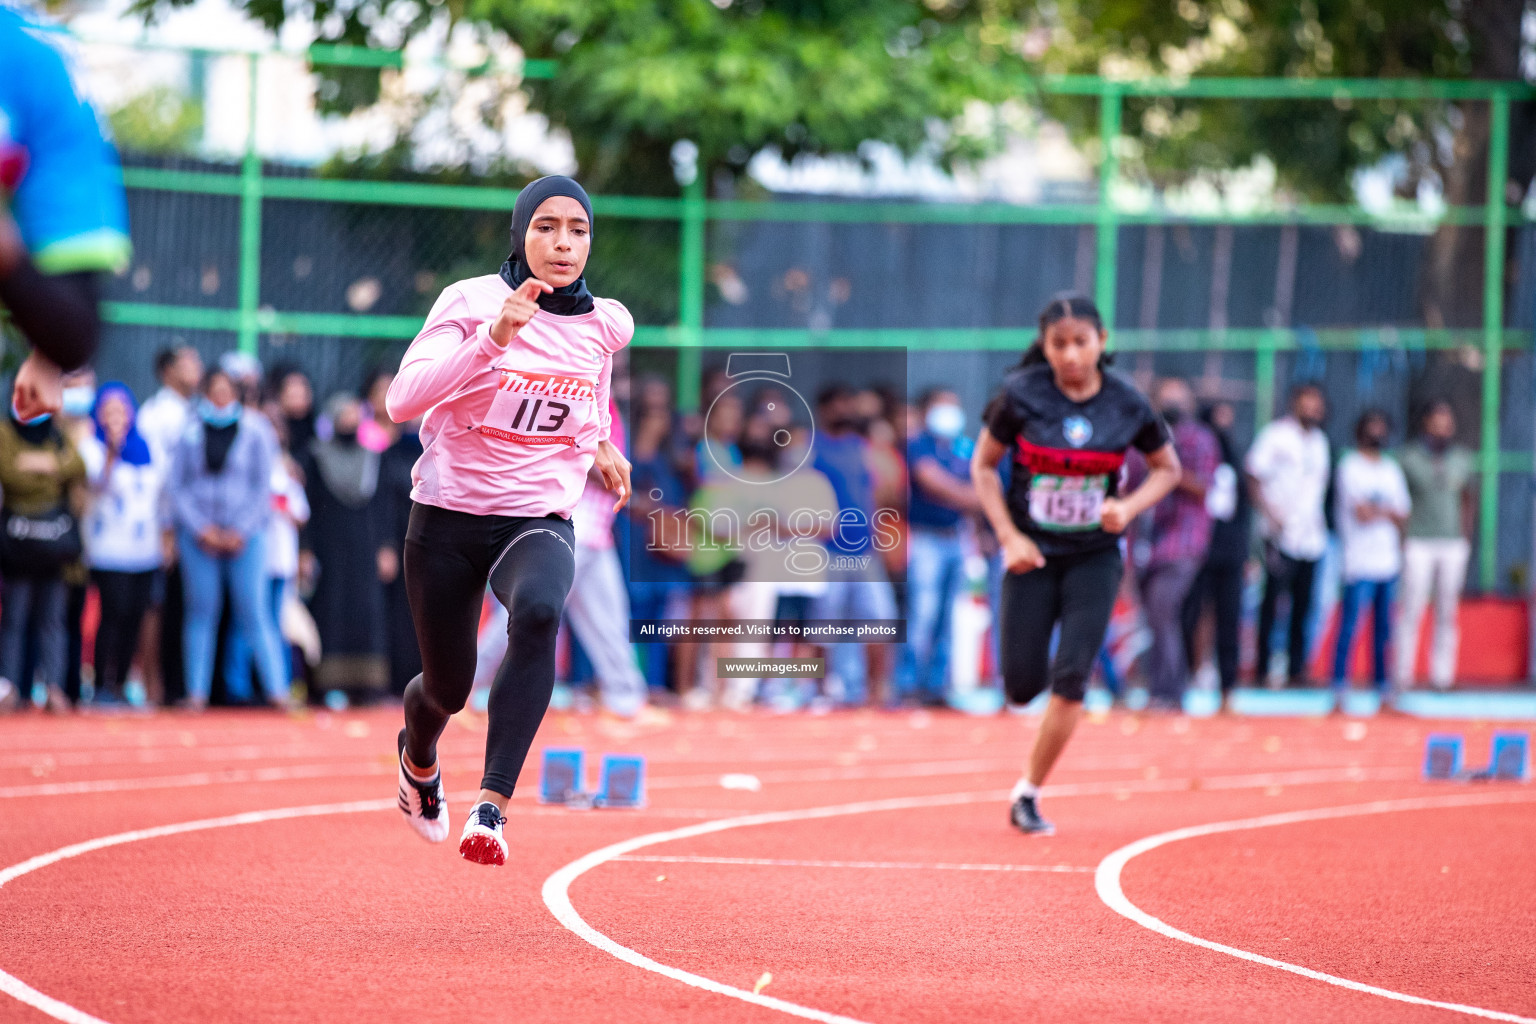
left=133, top=0, right=1036, bottom=194
left=1027, top=0, right=1530, bottom=203
left=107, top=86, right=205, bottom=155
left=478, top=0, right=1030, bottom=193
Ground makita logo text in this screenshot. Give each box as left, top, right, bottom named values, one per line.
left=497, top=370, right=595, bottom=401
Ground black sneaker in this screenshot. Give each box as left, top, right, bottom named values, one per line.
left=1009, top=794, right=1056, bottom=836
left=459, top=800, right=508, bottom=866
left=396, top=728, right=450, bottom=843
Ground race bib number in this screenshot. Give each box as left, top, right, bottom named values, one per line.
left=1028, top=473, right=1108, bottom=531
left=476, top=369, right=595, bottom=447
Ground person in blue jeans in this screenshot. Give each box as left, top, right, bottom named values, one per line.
left=812, top=385, right=898, bottom=706
left=899, top=387, right=979, bottom=706
left=168, top=368, right=290, bottom=711
left=223, top=445, right=308, bottom=703
left=1330, top=409, right=1410, bottom=700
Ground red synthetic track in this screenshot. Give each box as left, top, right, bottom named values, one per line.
left=1, top=706, right=1531, bottom=1023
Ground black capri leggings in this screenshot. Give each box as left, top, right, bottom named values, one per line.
left=1000, top=543, right=1123, bottom=705
left=401, top=502, right=576, bottom=796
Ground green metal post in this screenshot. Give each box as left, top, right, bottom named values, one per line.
left=1094, top=85, right=1122, bottom=330
left=1254, top=336, right=1277, bottom=428
left=236, top=54, right=262, bottom=356
left=676, top=172, right=706, bottom=413
left=1478, top=91, right=1510, bottom=591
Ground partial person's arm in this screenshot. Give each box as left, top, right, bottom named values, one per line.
left=0, top=256, right=100, bottom=373
left=1244, top=428, right=1281, bottom=532
left=385, top=286, right=501, bottom=424
left=913, top=456, right=980, bottom=512
left=1177, top=430, right=1218, bottom=502
left=1461, top=488, right=1477, bottom=540
left=385, top=280, right=540, bottom=424
left=591, top=315, right=634, bottom=512
left=167, top=438, right=212, bottom=540
left=286, top=467, right=311, bottom=528
left=593, top=351, right=614, bottom=444
left=230, top=423, right=275, bottom=543
left=58, top=437, right=86, bottom=488
left=79, top=436, right=107, bottom=489
left=1101, top=442, right=1181, bottom=534
left=970, top=427, right=1045, bottom=574
left=1385, top=460, right=1411, bottom=531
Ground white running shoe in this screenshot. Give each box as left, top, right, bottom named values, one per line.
left=396, top=728, right=449, bottom=843
left=459, top=801, right=508, bottom=866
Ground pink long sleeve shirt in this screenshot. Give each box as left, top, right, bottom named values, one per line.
left=385, top=273, right=632, bottom=520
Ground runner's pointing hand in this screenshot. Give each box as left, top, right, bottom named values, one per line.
left=490, top=277, right=554, bottom=347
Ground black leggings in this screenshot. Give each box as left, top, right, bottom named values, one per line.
left=92, top=569, right=155, bottom=695
left=401, top=502, right=576, bottom=796
left=1182, top=560, right=1244, bottom=695
left=1000, top=544, right=1123, bottom=705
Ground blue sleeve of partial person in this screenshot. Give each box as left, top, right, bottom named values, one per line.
left=0, top=9, right=131, bottom=274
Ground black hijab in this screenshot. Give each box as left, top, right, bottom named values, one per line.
left=204, top=421, right=240, bottom=475
left=498, top=174, right=596, bottom=316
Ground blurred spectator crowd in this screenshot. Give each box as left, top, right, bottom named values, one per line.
left=0, top=346, right=1477, bottom=717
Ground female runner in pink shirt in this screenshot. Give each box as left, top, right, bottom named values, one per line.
left=386, top=175, right=632, bottom=865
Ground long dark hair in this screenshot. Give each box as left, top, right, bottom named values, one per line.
left=1016, top=293, right=1112, bottom=370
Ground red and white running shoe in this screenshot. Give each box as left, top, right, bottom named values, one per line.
left=459, top=801, right=508, bottom=866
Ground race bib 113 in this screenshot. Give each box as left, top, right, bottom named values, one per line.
left=476, top=369, right=595, bottom=447
left=1028, top=473, right=1108, bottom=531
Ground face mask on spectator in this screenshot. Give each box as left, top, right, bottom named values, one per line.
left=925, top=403, right=964, bottom=439
left=61, top=386, right=94, bottom=417
left=1159, top=405, right=1185, bottom=426
left=198, top=398, right=241, bottom=428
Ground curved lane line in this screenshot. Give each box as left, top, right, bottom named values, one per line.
left=542, top=790, right=997, bottom=1024
left=0, top=765, right=1447, bottom=1024
left=1094, top=791, right=1536, bottom=1024
left=0, top=799, right=393, bottom=1024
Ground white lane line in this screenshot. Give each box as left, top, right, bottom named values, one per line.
left=536, top=763, right=1413, bottom=1024
left=0, top=795, right=748, bottom=1024
left=1, top=756, right=1413, bottom=802
left=0, top=758, right=1013, bottom=800
left=1095, top=791, right=1536, bottom=1024
left=0, top=798, right=394, bottom=1024
left=646, top=758, right=1016, bottom=789
left=542, top=790, right=995, bottom=1024
left=0, top=745, right=374, bottom=770
left=0, top=763, right=393, bottom=799
left=616, top=855, right=1092, bottom=873
left=0, top=764, right=1434, bottom=1024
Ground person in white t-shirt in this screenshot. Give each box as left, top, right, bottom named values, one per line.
left=136, top=346, right=203, bottom=463
left=78, top=383, right=166, bottom=707
left=1245, top=382, right=1331, bottom=686
left=1331, top=410, right=1410, bottom=697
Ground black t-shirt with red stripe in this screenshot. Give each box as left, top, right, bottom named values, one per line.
left=983, top=364, right=1168, bottom=557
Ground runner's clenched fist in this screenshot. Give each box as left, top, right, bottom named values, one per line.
left=490, top=277, right=554, bottom=347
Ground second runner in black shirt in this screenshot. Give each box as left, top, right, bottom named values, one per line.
left=984, top=363, right=1167, bottom=557
left=970, top=293, right=1181, bottom=838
